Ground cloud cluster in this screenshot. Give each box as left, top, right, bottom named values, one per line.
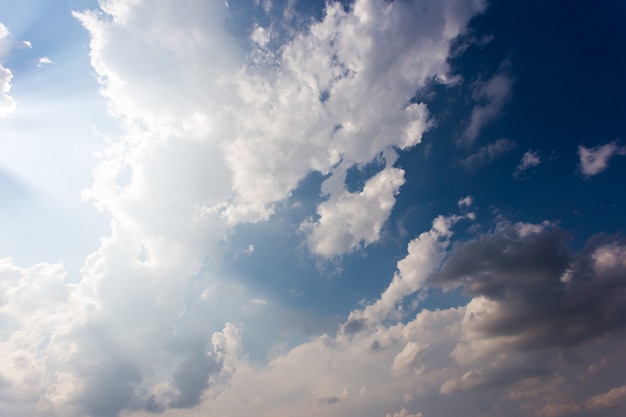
left=221, top=0, right=484, bottom=232
left=187, top=217, right=626, bottom=417
left=3, top=1, right=626, bottom=417
left=0, top=0, right=491, bottom=415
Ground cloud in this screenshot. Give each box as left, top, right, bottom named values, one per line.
left=461, top=138, right=516, bottom=170
left=461, top=72, right=513, bottom=144
left=301, top=165, right=406, bottom=257
left=457, top=195, right=473, bottom=208
left=429, top=223, right=626, bottom=353
left=513, top=149, right=541, bottom=177
left=386, top=408, right=423, bottom=417
left=67, top=0, right=493, bottom=412
left=578, top=140, right=626, bottom=178
left=585, top=384, right=626, bottom=411
left=352, top=214, right=467, bottom=323
left=251, top=25, right=270, bottom=47
left=37, top=57, right=52, bottom=67
left=0, top=23, right=17, bottom=116
left=15, top=1, right=626, bottom=417
left=3, top=214, right=626, bottom=417
left=188, top=230, right=626, bottom=417
left=218, top=0, right=483, bottom=224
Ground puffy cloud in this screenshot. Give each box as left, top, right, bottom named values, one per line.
left=219, top=0, right=483, bottom=224
left=301, top=165, right=406, bottom=257
left=578, top=141, right=626, bottom=178
left=461, top=72, right=513, bottom=144
left=513, top=149, right=541, bottom=177
left=461, top=138, right=516, bottom=169
left=251, top=25, right=270, bottom=47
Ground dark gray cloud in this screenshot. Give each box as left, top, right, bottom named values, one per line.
left=429, top=224, right=626, bottom=351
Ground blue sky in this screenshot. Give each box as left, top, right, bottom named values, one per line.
left=1, top=0, right=626, bottom=416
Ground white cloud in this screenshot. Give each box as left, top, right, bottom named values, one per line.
left=461, top=72, right=513, bottom=144
left=301, top=165, right=406, bottom=257
left=351, top=214, right=465, bottom=323
left=457, top=195, right=473, bottom=208
left=513, top=149, right=541, bottom=177
left=0, top=63, right=15, bottom=115
left=578, top=141, right=626, bottom=178
left=251, top=25, right=270, bottom=47
left=37, top=57, right=53, bottom=67
left=218, top=0, right=482, bottom=224
left=0, top=23, right=17, bottom=116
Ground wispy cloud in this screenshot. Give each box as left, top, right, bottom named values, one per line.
left=461, top=72, right=513, bottom=145
left=461, top=138, right=516, bottom=170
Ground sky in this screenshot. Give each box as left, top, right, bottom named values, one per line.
left=0, top=0, right=626, bottom=416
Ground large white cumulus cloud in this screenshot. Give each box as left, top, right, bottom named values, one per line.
left=23, top=1, right=620, bottom=417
